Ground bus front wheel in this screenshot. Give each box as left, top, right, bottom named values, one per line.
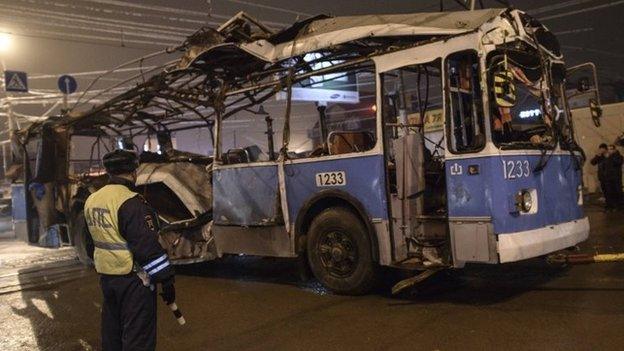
left=307, top=207, right=377, bottom=295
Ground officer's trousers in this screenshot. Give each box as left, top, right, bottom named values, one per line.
left=100, top=273, right=157, bottom=351
left=601, top=180, right=623, bottom=209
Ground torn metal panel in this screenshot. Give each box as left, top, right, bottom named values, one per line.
left=136, top=162, right=212, bottom=217
left=134, top=162, right=216, bottom=263
left=240, top=9, right=505, bottom=63
left=160, top=221, right=216, bottom=264
left=17, top=9, right=508, bottom=142
left=212, top=224, right=294, bottom=257
left=212, top=165, right=282, bottom=226
left=182, top=9, right=504, bottom=67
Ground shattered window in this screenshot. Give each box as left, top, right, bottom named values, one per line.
left=217, top=60, right=377, bottom=163
left=446, top=51, right=485, bottom=153
left=287, top=61, right=377, bottom=157
left=487, top=50, right=554, bottom=149
left=381, top=59, right=444, bottom=157
left=220, top=92, right=285, bottom=163
left=69, top=136, right=114, bottom=175
left=171, top=128, right=214, bottom=156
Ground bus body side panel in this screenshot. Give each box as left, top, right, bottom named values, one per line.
left=446, top=153, right=587, bottom=264
left=211, top=164, right=296, bottom=257
left=284, top=155, right=388, bottom=221
left=284, top=154, right=392, bottom=264
left=213, top=165, right=280, bottom=226
left=446, top=154, right=583, bottom=231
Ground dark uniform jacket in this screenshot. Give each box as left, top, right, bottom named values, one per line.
left=591, top=151, right=624, bottom=184
left=87, top=177, right=174, bottom=283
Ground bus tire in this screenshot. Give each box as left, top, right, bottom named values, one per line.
left=307, top=207, right=377, bottom=295
left=71, top=211, right=93, bottom=266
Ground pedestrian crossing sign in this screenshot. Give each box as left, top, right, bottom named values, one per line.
left=4, top=70, right=28, bottom=93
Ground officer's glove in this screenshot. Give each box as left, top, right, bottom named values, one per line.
left=160, top=278, right=176, bottom=305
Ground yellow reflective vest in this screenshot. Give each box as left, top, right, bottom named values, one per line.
left=84, top=184, right=138, bottom=275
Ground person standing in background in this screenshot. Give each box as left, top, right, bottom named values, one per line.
left=591, top=143, right=624, bottom=211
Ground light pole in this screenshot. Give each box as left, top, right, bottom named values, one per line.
left=0, top=33, right=13, bottom=177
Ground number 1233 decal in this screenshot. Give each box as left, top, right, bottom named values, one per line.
left=316, top=171, right=346, bottom=186
left=502, top=160, right=530, bottom=179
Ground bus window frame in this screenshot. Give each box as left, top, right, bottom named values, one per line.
left=68, top=134, right=116, bottom=176
left=299, top=62, right=379, bottom=160
left=214, top=60, right=381, bottom=166
left=444, top=49, right=487, bottom=155
left=556, top=82, right=578, bottom=151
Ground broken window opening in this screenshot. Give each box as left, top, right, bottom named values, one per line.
left=382, top=59, right=446, bottom=215
left=487, top=49, right=554, bottom=149
left=446, top=51, right=485, bottom=154
left=287, top=61, right=377, bottom=158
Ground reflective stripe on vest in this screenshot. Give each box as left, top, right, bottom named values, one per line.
left=84, top=184, right=138, bottom=275
left=93, top=241, right=129, bottom=250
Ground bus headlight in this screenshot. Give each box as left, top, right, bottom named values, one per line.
left=516, top=190, right=533, bottom=212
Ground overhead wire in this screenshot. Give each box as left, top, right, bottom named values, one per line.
left=80, top=0, right=224, bottom=18
left=15, top=0, right=217, bottom=27
left=0, top=29, right=171, bottom=49
left=77, top=0, right=290, bottom=27
left=554, top=27, right=594, bottom=35
left=0, top=14, right=185, bottom=43
left=223, top=0, right=312, bottom=17
left=0, top=0, right=292, bottom=50
left=30, top=66, right=159, bottom=80
left=72, top=49, right=174, bottom=108
left=528, top=0, right=595, bottom=15
left=540, top=0, right=624, bottom=20
left=0, top=27, right=176, bottom=47
left=74, top=58, right=181, bottom=109
left=562, top=45, right=624, bottom=59
left=0, top=3, right=197, bottom=36
left=2, top=87, right=134, bottom=104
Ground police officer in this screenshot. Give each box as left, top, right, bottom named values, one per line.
left=84, top=149, right=175, bottom=351
left=591, top=143, right=624, bottom=211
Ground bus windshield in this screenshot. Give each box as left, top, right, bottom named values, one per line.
left=489, top=51, right=554, bottom=149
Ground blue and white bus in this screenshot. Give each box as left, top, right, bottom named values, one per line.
left=25, top=8, right=602, bottom=295
left=201, top=8, right=602, bottom=294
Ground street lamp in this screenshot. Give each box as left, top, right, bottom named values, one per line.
left=0, top=32, right=13, bottom=174
left=0, top=33, right=11, bottom=53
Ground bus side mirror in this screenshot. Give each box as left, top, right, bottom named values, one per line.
left=566, top=62, right=602, bottom=127
left=493, top=69, right=517, bottom=108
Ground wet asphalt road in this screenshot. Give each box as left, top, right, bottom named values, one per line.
left=1, top=206, right=624, bottom=351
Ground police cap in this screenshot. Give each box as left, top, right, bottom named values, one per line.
left=102, top=149, right=139, bottom=175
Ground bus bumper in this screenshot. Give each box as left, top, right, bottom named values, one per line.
left=497, top=217, right=589, bottom=263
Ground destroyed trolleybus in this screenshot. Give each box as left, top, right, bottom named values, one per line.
left=19, top=8, right=602, bottom=294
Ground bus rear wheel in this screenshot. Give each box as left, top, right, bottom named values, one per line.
left=70, top=211, right=93, bottom=266
left=307, top=207, right=377, bottom=295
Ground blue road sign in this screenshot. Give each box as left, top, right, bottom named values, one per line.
left=4, top=70, right=28, bottom=93
left=58, top=75, right=77, bottom=94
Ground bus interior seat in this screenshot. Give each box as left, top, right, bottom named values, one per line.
left=139, top=151, right=167, bottom=163
left=223, top=148, right=250, bottom=164
left=139, top=150, right=212, bottom=165
left=423, top=147, right=447, bottom=215
left=328, top=131, right=375, bottom=155
left=243, top=145, right=267, bottom=162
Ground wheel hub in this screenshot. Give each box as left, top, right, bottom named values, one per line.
left=318, top=231, right=358, bottom=278
left=331, top=246, right=345, bottom=261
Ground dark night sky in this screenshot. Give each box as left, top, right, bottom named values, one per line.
left=0, top=0, right=622, bottom=121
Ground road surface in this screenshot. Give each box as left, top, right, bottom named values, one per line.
left=1, top=206, right=623, bottom=350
